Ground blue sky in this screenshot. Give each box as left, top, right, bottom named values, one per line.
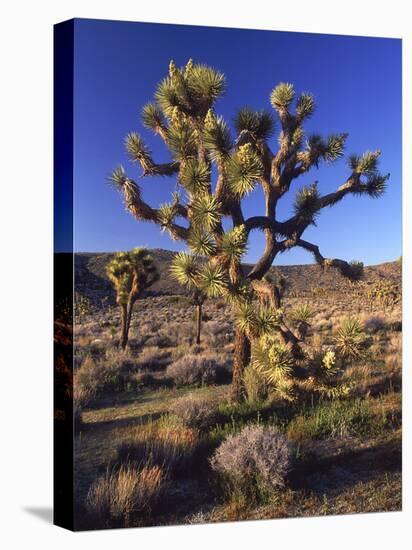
left=72, top=19, right=401, bottom=265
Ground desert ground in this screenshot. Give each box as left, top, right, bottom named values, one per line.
left=71, top=251, right=401, bottom=530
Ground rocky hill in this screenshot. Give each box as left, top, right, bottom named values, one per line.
left=72, top=250, right=401, bottom=307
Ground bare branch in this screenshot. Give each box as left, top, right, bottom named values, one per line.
left=117, top=177, right=190, bottom=241
left=282, top=238, right=363, bottom=280
left=244, top=216, right=280, bottom=234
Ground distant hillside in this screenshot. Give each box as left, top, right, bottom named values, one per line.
left=74, top=250, right=401, bottom=306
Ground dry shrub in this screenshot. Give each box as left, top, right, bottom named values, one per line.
left=143, top=333, right=174, bottom=348
left=210, top=424, right=292, bottom=502
left=158, top=321, right=193, bottom=345
left=135, top=346, right=171, bottom=371
left=311, top=316, right=332, bottom=333
left=134, top=370, right=158, bottom=388
left=172, top=394, right=218, bottom=431
left=73, top=356, right=100, bottom=406
left=74, top=353, right=138, bottom=405
left=343, top=364, right=373, bottom=394
left=384, top=332, right=402, bottom=373
left=171, top=343, right=202, bottom=361
left=166, top=352, right=226, bottom=387
left=203, top=321, right=233, bottom=347
left=117, top=421, right=199, bottom=477
left=363, top=314, right=387, bottom=334
left=86, top=464, right=164, bottom=527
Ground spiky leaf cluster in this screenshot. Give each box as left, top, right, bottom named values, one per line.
left=141, top=103, right=165, bottom=132
left=154, top=60, right=225, bottom=119
left=227, top=143, right=263, bottom=197
left=254, top=306, right=283, bottom=337
left=169, top=252, right=199, bottom=289
left=234, top=301, right=256, bottom=335
left=221, top=279, right=252, bottom=306
left=270, top=82, right=295, bottom=109
left=170, top=253, right=228, bottom=298
left=155, top=77, right=181, bottom=118
left=235, top=301, right=282, bottom=338
left=305, top=349, right=354, bottom=399
left=189, top=193, right=222, bottom=230
left=234, top=107, right=275, bottom=141
left=331, top=259, right=364, bottom=281
left=296, top=92, right=316, bottom=120
left=264, top=271, right=287, bottom=294
left=220, top=225, right=248, bottom=263
left=349, top=150, right=380, bottom=175
left=186, top=63, right=225, bottom=106
left=290, top=304, right=314, bottom=325
left=290, top=126, right=304, bottom=149
left=197, top=262, right=228, bottom=297
left=363, top=173, right=389, bottom=198
left=321, top=350, right=339, bottom=377
left=202, top=113, right=232, bottom=161
left=348, top=151, right=388, bottom=198
left=294, top=183, right=320, bottom=222
left=251, top=335, right=295, bottom=396
left=108, top=165, right=127, bottom=188
left=157, top=201, right=178, bottom=229
left=187, top=227, right=216, bottom=256
left=166, top=123, right=197, bottom=161
left=179, top=158, right=210, bottom=194
left=125, top=132, right=151, bottom=163
left=306, top=133, right=347, bottom=165
left=324, top=134, right=347, bottom=162
left=334, top=317, right=367, bottom=361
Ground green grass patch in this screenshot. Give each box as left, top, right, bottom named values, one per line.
left=287, top=397, right=390, bottom=441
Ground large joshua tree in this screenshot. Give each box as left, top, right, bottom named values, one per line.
left=109, top=60, right=389, bottom=400
left=106, top=248, right=159, bottom=349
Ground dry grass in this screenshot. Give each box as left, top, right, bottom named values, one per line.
left=86, top=464, right=164, bottom=527
left=116, top=419, right=200, bottom=477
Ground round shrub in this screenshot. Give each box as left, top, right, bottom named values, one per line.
left=74, top=353, right=139, bottom=406
left=166, top=353, right=221, bottom=387
left=172, top=394, right=218, bottom=431
left=363, top=315, right=386, bottom=334
left=210, top=424, right=293, bottom=501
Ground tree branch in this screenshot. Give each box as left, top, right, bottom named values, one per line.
left=119, top=178, right=190, bottom=240
left=140, top=160, right=180, bottom=177
left=244, top=216, right=280, bottom=234
left=281, top=238, right=362, bottom=280
left=277, top=176, right=359, bottom=237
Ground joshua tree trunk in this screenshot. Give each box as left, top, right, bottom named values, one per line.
left=120, top=303, right=129, bottom=350
left=126, top=297, right=135, bottom=335
left=195, top=303, right=202, bottom=345
left=231, top=328, right=251, bottom=402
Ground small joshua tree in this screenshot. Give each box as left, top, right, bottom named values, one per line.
left=106, top=248, right=159, bottom=349
left=109, top=60, right=390, bottom=400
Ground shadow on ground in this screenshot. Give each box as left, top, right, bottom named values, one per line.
left=23, top=507, right=53, bottom=524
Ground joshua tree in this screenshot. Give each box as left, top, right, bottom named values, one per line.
left=109, top=60, right=389, bottom=400
left=106, top=248, right=159, bottom=349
